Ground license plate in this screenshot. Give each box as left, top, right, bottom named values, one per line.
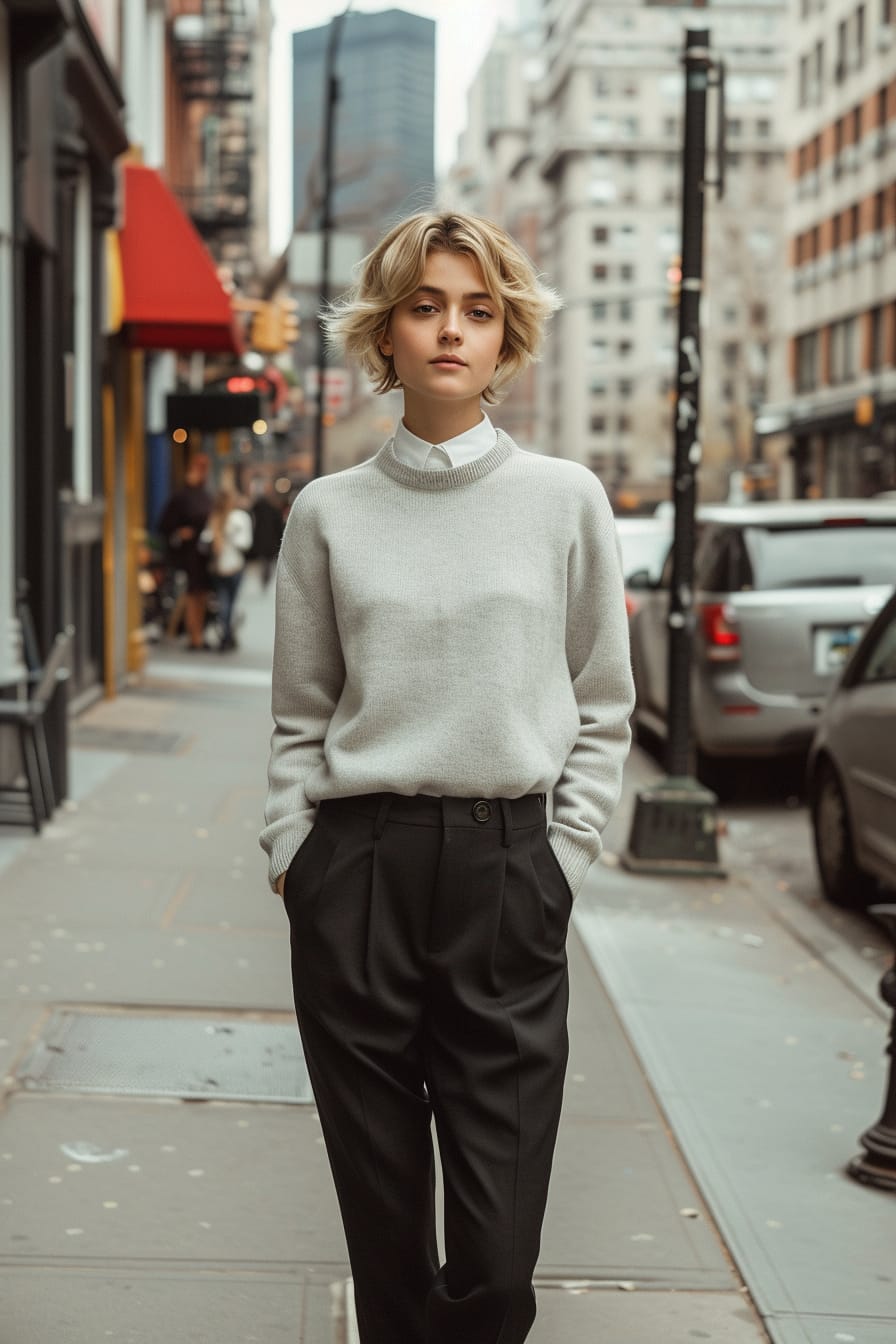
left=813, top=624, right=863, bottom=675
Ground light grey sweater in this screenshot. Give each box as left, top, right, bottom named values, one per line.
left=260, top=429, right=635, bottom=896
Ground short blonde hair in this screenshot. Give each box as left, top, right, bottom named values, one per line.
left=324, top=211, right=560, bottom=404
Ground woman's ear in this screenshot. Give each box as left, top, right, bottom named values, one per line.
left=379, top=330, right=393, bottom=357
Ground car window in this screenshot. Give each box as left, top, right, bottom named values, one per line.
left=743, top=525, right=896, bottom=590
left=696, top=528, right=752, bottom=591
left=858, top=610, right=896, bottom=684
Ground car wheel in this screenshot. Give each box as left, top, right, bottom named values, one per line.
left=811, top=760, right=877, bottom=908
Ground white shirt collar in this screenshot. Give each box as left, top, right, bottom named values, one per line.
left=392, top=414, right=498, bottom=471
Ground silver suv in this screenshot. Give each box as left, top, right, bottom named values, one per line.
left=627, top=500, right=896, bottom=781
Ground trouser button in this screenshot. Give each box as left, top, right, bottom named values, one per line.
left=472, top=800, right=492, bottom=823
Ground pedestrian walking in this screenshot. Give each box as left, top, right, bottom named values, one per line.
left=157, top=452, right=213, bottom=650
left=199, top=487, right=253, bottom=651
left=248, top=490, right=284, bottom=588
left=260, top=210, right=635, bottom=1344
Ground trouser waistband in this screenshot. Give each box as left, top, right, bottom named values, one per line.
left=317, top=792, right=547, bottom=848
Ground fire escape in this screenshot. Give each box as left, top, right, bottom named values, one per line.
left=170, top=0, right=254, bottom=284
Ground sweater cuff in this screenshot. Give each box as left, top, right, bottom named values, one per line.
left=548, top=822, right=601, bottom=899
left=268, top=822, right=315, bottom=893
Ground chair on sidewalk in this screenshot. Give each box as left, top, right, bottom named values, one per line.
left=0, top=625, right=74, bottom=833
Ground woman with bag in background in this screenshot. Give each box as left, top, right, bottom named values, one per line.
left=200, top=487, right=253, bottom=651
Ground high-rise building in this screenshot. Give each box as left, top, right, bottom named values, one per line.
left=756, top=0, right=896, bottom=497
left=291, top=8, right=436, bottom=239
left=449, top=0, right=792, bottom=505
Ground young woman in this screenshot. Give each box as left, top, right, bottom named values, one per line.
left=200, top=487, right=253, bottom=651
left=260, top=212, right=634, bottom=1344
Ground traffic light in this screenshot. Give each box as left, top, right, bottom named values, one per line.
left=250, top=301, right=281, bottom=354
left=248, top=298, right=300, bottom=353
left=666, top=255, right=682, bottom=306
left=278, top=298, right=300, bottom=347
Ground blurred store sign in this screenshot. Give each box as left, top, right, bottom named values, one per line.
left=305, top=367, right=351, bottom=415
left=289, top=232, right=365, bottom=290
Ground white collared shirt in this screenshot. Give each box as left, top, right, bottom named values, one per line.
left=392, top=414, right=498, bottom=470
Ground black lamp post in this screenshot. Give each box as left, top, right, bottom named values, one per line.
left=847, top=904, right=896, bottom=1192
left=312, top=2, right=353, bottom=481
left=623, top=28, right=727, bottom=877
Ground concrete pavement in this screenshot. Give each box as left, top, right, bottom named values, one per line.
left=0, top=568, right=890, bottom=1343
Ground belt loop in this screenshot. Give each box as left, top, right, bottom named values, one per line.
left=499, top=797, right=513, bottom=848
left=373, top=793, right=392, bottom=840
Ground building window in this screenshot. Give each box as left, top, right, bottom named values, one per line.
left=618, top=414, right=631, bottom=433
left=619, top=378, right=633, bottom=397
left=593, top=263, right=608, bottom=281
left=830, top=316, right=858, bottom=382
left=870, top=306, right=884, bottom=370
left=619, top=300, right=633, bottom=321
left=590, top=378, right=608, bottom=396
left=855, top=4, right=865, bottom=68
left=836, top=19, right=847, bottom=79
left=797, top=331, right=818, bottom=392
left=592, top=301, right=608, bottom=321
left=618, top=340, right=633, bottom=357
left=722, top=342, right=739, bottom=370
left=620, top=264, right=634, bottom=282
left=757, top=118, right=772, bottom=138
left=593, top=225, right=609, bottom=245
left=618, top=224, right=637, bottom=249
left=591, top=415, right=607, bottom=433
left=726, top=118, right=743, bottom=137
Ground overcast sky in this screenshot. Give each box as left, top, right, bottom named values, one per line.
left=269, top=0, right=520, bottom=252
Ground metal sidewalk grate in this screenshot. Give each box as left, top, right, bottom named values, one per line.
left=17, top=1010, right=313, bottom=1104
left=71, top=726, right=192, bottom=754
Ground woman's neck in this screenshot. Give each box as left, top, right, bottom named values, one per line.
left=400, top=399, right=484, bottom=445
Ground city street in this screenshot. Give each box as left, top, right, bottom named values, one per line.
left=0, top=572, right=893, bottom=1344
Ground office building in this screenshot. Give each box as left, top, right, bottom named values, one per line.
left=292, top=8, right=435, bottom=238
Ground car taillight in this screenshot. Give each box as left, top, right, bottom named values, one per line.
left=700, top=602, right=740, bottom=661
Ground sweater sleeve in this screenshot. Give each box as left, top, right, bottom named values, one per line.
left=259, top=490, right=345, bottom=890
left=547, top=475, right=635, bottom=897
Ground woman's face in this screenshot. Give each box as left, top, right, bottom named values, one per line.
left=380, top=250, right=505, bottom=414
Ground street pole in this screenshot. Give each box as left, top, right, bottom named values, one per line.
left=624, top=28, right=726, bottom=877
left=312, top=3, right=352, bottom=481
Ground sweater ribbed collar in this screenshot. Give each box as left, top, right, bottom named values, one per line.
left=374, top=428, right=515, bottom=491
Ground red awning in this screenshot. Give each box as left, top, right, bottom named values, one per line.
left=118, top=163, right=243, bottom=355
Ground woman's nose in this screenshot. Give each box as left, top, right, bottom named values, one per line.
left=439, top=313, right=462, bottom=342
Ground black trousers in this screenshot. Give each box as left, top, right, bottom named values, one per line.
left=283, top=792, right=572, bottom=1344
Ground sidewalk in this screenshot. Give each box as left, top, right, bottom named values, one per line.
left=0, top=571, right=890, bottom=1343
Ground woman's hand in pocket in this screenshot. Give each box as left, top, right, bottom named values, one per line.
left=276, top=873, right=286, bottom=900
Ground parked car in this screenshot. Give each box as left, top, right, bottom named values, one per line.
left=614, top=515, right=673, bottom=617
left=615, top=516, right=673, bottom=581
left=627, top=499, right=896, bottom=787
left=807, top=587, right=896, bottom=906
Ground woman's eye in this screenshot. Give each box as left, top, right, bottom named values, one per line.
left=471, top=308, right=494, bottom=320
left=414, top=303, right=438, bottom=314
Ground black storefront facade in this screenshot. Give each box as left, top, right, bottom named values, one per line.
left=757, top=385, right=896, bottom=500
left=1, top=0, right=127, bottom=804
